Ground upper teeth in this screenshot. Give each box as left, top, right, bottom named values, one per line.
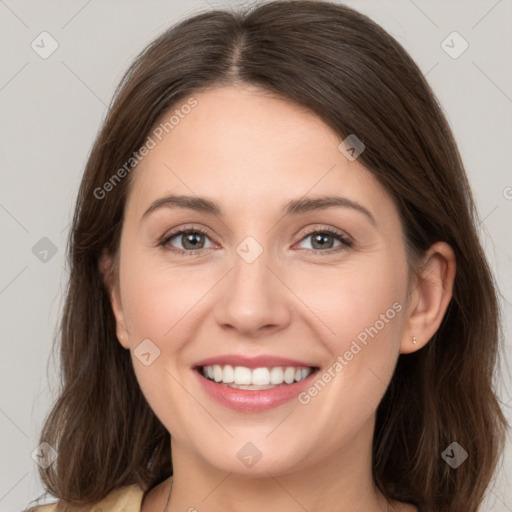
left=202, top=365, right=313, bottom=385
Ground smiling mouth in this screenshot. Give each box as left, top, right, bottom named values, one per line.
left=197, top=364, right=319, bottom=390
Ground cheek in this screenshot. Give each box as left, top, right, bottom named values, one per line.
left=290, top=254, right=407, bottom=410
left=288, top=253, right=407, bottom=352
left=120, top=247, right=211, bottom=347
left=119, top=252, right=206, bottom=437
left=118, top=246, right=227, bottom=425
left=292, top=252, right=407, bottom=427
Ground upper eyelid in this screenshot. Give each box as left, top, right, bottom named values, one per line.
left=161, top=224, right=217, bottom=243
left=295, top=224, right=353, bottom=243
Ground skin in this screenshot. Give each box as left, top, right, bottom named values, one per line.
left=102, top=84, right=456, bottom=512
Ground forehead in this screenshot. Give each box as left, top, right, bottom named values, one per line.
left=125, top=84, right=397, bottom=226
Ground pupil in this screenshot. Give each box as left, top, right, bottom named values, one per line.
left=313, top=233, right=332, bottom=249
left=184, top=233, right=203, bottom=249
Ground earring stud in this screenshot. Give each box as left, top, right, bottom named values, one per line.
left=412, top=336, right=417, bottom=345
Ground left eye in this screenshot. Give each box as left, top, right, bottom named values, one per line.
left=163, top=230, right=214, bottom=252
left=297, top=230, right=350, bottom=251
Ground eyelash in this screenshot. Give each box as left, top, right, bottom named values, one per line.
left=158, top=225, right=353, bottom=257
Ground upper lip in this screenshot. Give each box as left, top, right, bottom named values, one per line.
left=193, top=355, right=318, bottom=369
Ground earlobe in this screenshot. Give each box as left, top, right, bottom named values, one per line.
left=98, top=249, right=130, bottom=349
left=400, top=241, right=456, bottom=354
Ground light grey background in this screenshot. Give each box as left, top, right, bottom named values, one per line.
left=1, top=0, right=511, bottom=511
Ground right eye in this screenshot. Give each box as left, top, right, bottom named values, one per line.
left=160, top=228, right=216, bottom=255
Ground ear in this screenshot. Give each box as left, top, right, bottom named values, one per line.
left=99, top=249, right=129, bottom=349
left=400, top=241, right=456, bottom=354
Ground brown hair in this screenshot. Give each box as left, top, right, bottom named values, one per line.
left=27, top=1, right=507, bottom=511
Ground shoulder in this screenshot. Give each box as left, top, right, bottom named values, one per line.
left=28, top=484, right=146, bottom=512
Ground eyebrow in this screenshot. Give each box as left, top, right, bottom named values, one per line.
left=141, top=194, right=376, bottom=226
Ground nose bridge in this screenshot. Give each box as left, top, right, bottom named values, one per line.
left=213, top=238, right=291, bottom=336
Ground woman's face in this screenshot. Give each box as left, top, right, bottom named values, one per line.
left=109, top=84, right=413, bottom=476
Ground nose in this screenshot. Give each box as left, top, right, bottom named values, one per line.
left=213, top=249, right=292, bottom=338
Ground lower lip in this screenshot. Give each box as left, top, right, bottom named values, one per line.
left=194, top=368, right=318, bottom=412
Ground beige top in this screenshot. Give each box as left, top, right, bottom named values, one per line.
left=31, top=484, right=146, bottom=512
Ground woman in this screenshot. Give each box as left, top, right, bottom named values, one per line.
left=26, top=1, right=507, bottom=511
